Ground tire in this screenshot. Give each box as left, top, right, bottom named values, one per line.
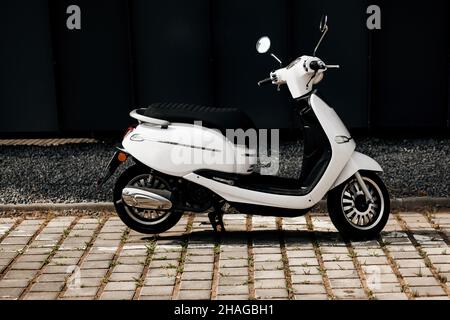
left=113, top=165, right=183, bottom=234
left=327, top=171, right=390, bottom=240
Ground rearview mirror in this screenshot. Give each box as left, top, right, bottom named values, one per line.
left=256, top=36, right=271, bottom=54
left=314, top=14, right=329, bottom=56
left=319, top=14, right=328, bottom=33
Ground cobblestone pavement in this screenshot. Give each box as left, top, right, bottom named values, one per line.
left=0, top=211, right=450, bottom=300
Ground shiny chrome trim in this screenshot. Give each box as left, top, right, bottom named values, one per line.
left=129, top=134, right=219, bottom=152
left=156, top=140, right=219, bottom=152
left=355, top=172, right=374, bottom=203
left=122, top=186, right=172, bottom=210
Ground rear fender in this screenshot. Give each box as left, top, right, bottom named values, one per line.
left=97, top=148, right=129, bottom=187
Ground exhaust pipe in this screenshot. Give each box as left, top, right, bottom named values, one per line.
left=122, top=186, right=172, bottom=210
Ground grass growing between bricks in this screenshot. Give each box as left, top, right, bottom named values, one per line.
left=0, top=217, right=52, bottom=283
left=394, top=213, right=450, bottom=298
left=344, top=241, right=374, bottom=300
left=305, top=215, right=335, bottom=300
left=1, top=212, right=450, bottom=300
left=276, top=218, right=295, bottom=300
left=210, top=232, right=223, bottom=300
left=0, top=218, right=23, bottom=244
left=133, top=239, right=157, bottom=300
left=19, top=217, right=80, bottom=299
left=56, top=218, right=107, bottom=299
left=246, top=215, right=256, bottom=300
left=94, top=228, right=130, bottom=300
left=377, top=236, right=414, bottom=300
left=422, top=211, right=450, bottom=247
left=171, top=215, right=194, bottom=300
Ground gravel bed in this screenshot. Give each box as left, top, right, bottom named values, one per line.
left=0, top=138, right=449, bottom=204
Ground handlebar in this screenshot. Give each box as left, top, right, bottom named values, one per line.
left=309, top=60, right=340, bottom=71
left=257, top=58, right=340, bottom=88
left=257, top=77, right=273, bottom=87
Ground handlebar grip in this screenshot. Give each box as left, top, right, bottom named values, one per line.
left=257, top=77, right=272, bottom=87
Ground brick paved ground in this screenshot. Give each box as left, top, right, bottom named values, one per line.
left=0, top=211, right=449, bottom=300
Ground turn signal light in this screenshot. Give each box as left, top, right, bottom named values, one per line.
left=335, top=136, right=352, bottom=144
left=117, top=152, right=128, bottom=162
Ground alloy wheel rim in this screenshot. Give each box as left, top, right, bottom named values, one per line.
left=340, top=177, right=384, bottom=231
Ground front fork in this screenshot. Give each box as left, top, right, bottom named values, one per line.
left=354, top=172, right=374, bottom=203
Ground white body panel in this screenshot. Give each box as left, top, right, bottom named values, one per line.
left=123, top=123, right=256, bottom=177
left=184, top=94, right=356, bottom=210
left=273, top=56, right=325, bottom=99
left=121, top=54, right=384, bottom=211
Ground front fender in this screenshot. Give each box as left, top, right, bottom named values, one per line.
left=331, top=152, right=383, bottom=189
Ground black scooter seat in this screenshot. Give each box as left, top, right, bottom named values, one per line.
left=142, top=102, right=255, bottom=132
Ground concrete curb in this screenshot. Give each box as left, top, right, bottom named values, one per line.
left=0, top=202, right=114, bottom=212
left=390, top=197, right=450, bottom=210
left=314, top=197, right=450, bottom=212
left=0, top=197, right=449, bottom=213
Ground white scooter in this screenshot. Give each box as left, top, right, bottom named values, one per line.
left=98, top=16, right=390, bottom=239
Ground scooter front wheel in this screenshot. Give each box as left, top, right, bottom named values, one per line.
left=113, top=165, right=183, bottom=234
left=327, top=171, right=390, bottom=240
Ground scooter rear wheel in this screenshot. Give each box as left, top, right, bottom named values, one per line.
left=327, top=171, right=390, bottom=240
left=113, top=165, right=183, bottom=234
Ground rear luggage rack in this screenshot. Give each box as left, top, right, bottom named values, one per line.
left=130, top=109, right=170, bottom=126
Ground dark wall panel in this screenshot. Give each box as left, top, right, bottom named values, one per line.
left=372, top=0, right=449, bottom=129
left=448, top=62, right=450, bottom=128
left=291, top=0, right=370, bottom=128
left=212, top=0, right=292, bottom=129
left=50, top=0, right=133, bottom=132
left=130, top=0, right=213, bottom=107
left=1, top=1, right=449, bottom=134
left=0, top=0, right=58, bottom=133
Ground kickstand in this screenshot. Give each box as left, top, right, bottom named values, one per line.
left=208, top=208, right=226, bottom=233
